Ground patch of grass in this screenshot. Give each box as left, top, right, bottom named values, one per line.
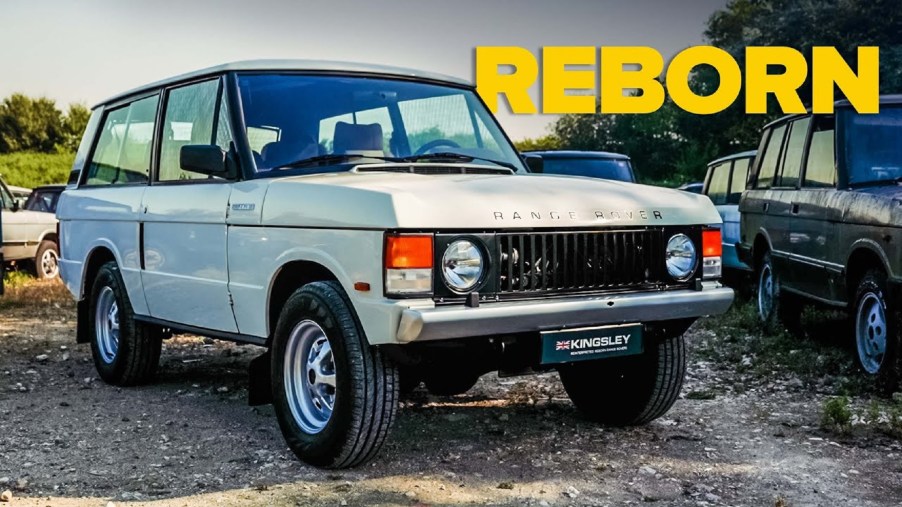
left=0, top=151, right=73, bottom=188
left=3, top=268, right=34, bottom=289
left=0, top=272, right=70, bottom=310
left=821, top=396, right=852, bottom=433
left=685, top=389, right=718, bottom=400
left=695, top=301, right=864, bottom=392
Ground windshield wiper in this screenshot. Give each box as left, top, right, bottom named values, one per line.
left=275, top=153, right=400, bottom=170
left=400, top=152, right=519, bottom=172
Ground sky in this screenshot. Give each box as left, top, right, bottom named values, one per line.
left=0, top=0, right=726, bottom=140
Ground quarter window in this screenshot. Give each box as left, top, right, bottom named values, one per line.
left=754, top=124, right=787, bottom=189
left=728, top=157, right=750, bottom=204
left=777, top=117, right=810, bottom=188
left=803, top=116, right=836, bottom=188
left=158, top=79, right=231, bottom=182
left=705, top=162, right=730, bottom=205
left=85, top=95, right=159, bottom=186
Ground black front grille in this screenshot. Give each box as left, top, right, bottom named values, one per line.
left=496, top=229, right=667, bottom=295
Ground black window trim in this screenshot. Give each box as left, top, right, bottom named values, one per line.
left=78, top=90, right=162, bottom=189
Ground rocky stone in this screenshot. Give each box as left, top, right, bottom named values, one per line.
left=563, top=485, right=580, bottom=498
left=35, top=354, right=49, bottom=362
left=0, top=490, right=11, bottom=502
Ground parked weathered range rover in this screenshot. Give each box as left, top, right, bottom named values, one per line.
left=59, top=61, right=733, bottom=468
left=739, top=96, right=902, bottom=387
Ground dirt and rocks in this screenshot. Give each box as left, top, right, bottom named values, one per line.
left=1, top=280, right=901, bottom=506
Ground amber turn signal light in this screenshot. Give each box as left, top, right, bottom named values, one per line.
left=385, top=235, right=434, bottom=269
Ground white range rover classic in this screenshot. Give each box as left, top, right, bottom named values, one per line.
left=58, top=60, right=734, bottom=468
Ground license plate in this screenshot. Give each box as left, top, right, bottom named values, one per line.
left=540, top=324, right=643, bottom=365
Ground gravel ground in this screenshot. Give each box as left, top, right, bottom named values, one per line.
left=1, top=280, right=901, bottom=507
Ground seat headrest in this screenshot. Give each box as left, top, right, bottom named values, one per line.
left=333, top=122, right=384, bottom=155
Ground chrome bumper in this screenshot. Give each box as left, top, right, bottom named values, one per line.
left=396, top=284, right=734, bottom=342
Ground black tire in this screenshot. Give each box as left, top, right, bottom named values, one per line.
left=271, top=281, right=399, bottom=469
left=558, top=329, right=686, bottom=426
left=423, top=370, right=480, bottom=396
left=852, top=270, right=901, bottom=391
left=88, top=261, right=162, bottom=386
left=756, top=251, right=803, bottom=335
left=34, top=240, right=59, bottom=279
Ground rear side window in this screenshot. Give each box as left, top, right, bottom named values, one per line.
left=777, top=117, right=810, bottom=188
left=754, top=124, right=788, bottom=189
left=158, top=79, right=231, bottom=182
left=728, top=157, right=750, bottom=204
left=85, top=95, right=159, bottom=186
left=804, top=116, right=836, bottom=188
left=705, top=162, right=730, bottom=205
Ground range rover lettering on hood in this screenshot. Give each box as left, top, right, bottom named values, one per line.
left=492, top=209, right=664, bottom=221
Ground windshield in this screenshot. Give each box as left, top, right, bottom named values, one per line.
left=843, top=105, right=902, bottom=185
left=25, top=189, right=61, bottom=213
left=236, top=74, right=525, bottom=175
left=542, top=157, right=635, bottom=182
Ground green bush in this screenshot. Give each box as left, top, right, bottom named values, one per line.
left=822, top=396, right=852, bottom=433
left=0, top=151, right=73, bottom=188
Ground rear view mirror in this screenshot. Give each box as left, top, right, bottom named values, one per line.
left=523, top=155, right=544, bottom=173
left=180, top=145, right=236, bottom=178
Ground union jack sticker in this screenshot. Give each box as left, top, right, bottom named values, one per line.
left=555, top=340, right=570, bottom=351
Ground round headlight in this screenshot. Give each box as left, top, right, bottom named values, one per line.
left=442, top=239, right=485, bottom=292
left=665, top=233, right=697, bottom=280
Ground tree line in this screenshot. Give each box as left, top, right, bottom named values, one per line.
left=516, top=0, right=902, bottom=185
left=0, top=94, right=90, bottom=154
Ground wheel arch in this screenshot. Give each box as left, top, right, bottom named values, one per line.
left=751, top=230, right=774, bottom=270
left=75, top=244, right=118, bottom=344
left=846, top=242, right=891, bottom=298
left=266, top=260, right=340, bottom=343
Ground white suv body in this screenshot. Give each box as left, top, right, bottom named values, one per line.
left=58, top=61, right=732, bottom=468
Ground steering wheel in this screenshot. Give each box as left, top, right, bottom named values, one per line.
left=414, top=139, right=461, bottom=156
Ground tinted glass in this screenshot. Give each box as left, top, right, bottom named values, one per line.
left=777, top=117, right=810, bottom=188
left=705, top=162, right=730, bottom=205
left=159, top=79, right=230, bottom=182
left=237, top=74, right=524, bottom=174
left=728, top=157, right=750, bottom=204
left=843, top=106, right=902, bottom=185
left=85, top=95, right=159, bottom=185
left=804, top=116, right=836, bottom=188
left=24, top=189, right=61, bottom=213
left=755, top=124, right=787, bottom=189
left=542, top=158, right=634, bottom=182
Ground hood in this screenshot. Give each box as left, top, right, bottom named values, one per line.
left=261, top=170, right=721, bottom=229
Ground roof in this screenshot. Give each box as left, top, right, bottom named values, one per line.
left=523, top=150, right=631, bottom=161
left=97, top=59, right=472, bottom=108
left=708, top=150, right=757, bottom=166
left=763, top=94, right=902, bottom=130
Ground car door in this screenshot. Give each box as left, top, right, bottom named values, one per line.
left=139, top=78, right=238, bottom=332
left=791, top=115, right=840, bottom=300
left=0, top=179, right=27, bottom=260
left=747, top=122, right=792, bottom=273
left=769, top=116, right=810, bottom=290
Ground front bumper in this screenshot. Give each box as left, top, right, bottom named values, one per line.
left=396, top=283, right=734, bottom=342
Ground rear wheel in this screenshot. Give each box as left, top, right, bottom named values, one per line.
left=34, top=240, right=59, bottom=279
left=558, top=328, right=686, bottom=426
left=756, top=251, right=802, bottom=335
left=853, top=270, right=901, bottom=390
left=271, top=281, right=399, bottom=469
left=88, top=261, right=162, bottom=385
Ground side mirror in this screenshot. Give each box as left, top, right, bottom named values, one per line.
left=523, top=155, right=544, bottom=173
left=11, top=199, right=20, bottom=212
left=180, top=145, right=236, bottom=178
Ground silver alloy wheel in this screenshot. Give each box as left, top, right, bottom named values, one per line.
left=94, top=286, right=120, bottom=364
left=757, top=263, right=774, bottom=321
left=284, top=320, right=336, bottom=434
left=855, top=292, right=887, bottom=374
left=40, top=248, right=59, bottom=278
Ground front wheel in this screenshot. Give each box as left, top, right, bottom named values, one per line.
left=558, top=327, right=686, bottom=426
left=271, top=281, right=399, bottom=469
left=853, top=271, right=901, bottom=390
